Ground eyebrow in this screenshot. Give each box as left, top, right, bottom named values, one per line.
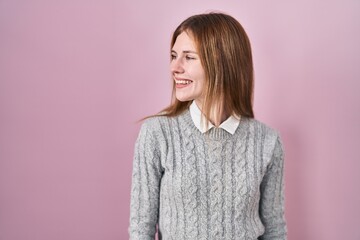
left=171, top=50, right=198, bottom=54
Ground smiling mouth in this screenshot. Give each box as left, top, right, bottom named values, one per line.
left=175, top=79, right=193, bottom=85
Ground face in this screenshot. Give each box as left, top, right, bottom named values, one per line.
left=170, top=31, right=206, bottom=105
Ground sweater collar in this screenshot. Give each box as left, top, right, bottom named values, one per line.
left=189, top=101, right=240, bottom=135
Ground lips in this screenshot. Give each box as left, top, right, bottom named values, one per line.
left=175, top=80, right=192, bottom=85
left=174, top=78, right=193, bottom=85
left=174, top=78, right=193, bottom=89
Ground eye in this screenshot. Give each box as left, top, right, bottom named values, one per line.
left=186, top=55, right=196, bottom=60
left=171, top=54, right=177, bottom=60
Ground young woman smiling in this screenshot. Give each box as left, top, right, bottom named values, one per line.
left=129, top=12, right=287, bottom=240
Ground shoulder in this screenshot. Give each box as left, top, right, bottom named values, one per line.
left=138, top=115, right=167, bottom=136
left=136, top=115, right=180, bottom=161
left=140, top=111, right=189, bottom=135
left=137, top=115, right=176, bottom=143
left=140, top=115, right=166, bottom=130
left=140, top=115, right=173, bottom=132
left=246, top=117, right=279, bottom=138
left=246, top=117, right=283, bottom=159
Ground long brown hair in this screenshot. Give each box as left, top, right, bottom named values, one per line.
left=155, top=12, right=254, bottom=123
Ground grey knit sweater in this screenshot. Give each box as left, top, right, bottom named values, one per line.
left=129, top=110, right=287, bottom=240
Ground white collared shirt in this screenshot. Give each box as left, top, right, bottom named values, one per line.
left=189, top=101, right=241, bottom=135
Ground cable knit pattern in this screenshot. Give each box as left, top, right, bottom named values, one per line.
left=209, top=138, right=224, bottom=239
left=196, top=138, right=209, bottom=240
left=183, top=129, right=199, bottom=239
left=129, top=109, right=287, bottom=240
left=233, top=126, right=248, bottom=239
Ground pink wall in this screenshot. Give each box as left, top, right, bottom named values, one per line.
left=0, top=1, right=359, bottom=239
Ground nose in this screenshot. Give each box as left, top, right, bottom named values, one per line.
left=170, top=58, right=184, bottom=74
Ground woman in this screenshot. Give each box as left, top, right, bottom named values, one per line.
left=129, top=12, right=287, bottom=240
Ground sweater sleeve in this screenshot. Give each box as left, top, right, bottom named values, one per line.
left=259, top=135, right=287, bottom=240
left=129, top=119, right=164, bottom=240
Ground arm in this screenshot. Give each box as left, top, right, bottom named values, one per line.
left=129, top=120, right=164, bottom=240
left=259, top=135, right=287, bottom=240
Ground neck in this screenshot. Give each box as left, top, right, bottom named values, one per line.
left=195, top=100, right=230, bottom=127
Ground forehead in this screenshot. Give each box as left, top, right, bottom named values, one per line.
left=172, top=31, right=197, bottom=51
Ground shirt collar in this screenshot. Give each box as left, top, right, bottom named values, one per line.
left=189, top=101, right=240, bottom=135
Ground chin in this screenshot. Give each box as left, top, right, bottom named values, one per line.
left=175, top=95, right=193, bottom=102
left=176, top=98, right=193, bottom=102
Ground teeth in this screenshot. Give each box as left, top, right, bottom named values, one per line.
left=175, top=79, right=192, bottom=84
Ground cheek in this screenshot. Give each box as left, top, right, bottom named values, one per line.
left=196, top=71, right=206, bottom=91
left=192, top=77, right=205, bottom=99
left=192, top=66, right=206, bottom=82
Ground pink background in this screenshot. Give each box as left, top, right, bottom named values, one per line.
left=0, top=1, right=359, bottom=239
